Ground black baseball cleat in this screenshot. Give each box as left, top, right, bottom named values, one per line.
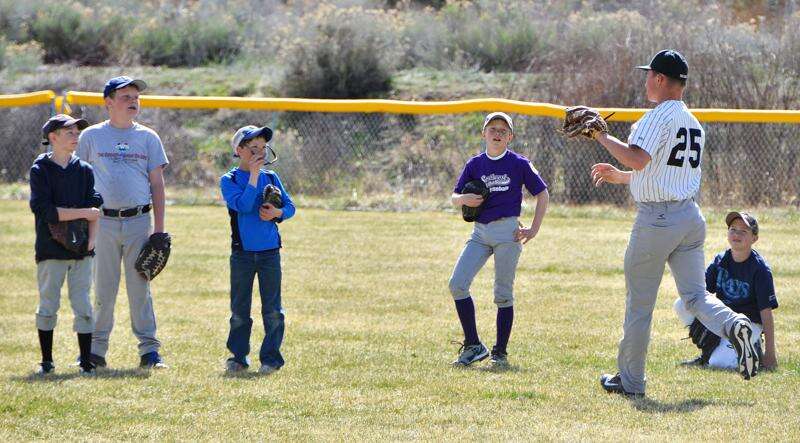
left=79, top=361, right=97, bottom=375
left=680, top=356, right=706, bottom=367
left=76, top=353, right=107, bottom=368
left=729, top=320, right=759, bottom=380
left=36, top=361, right=55, bottom=375
left=600, top=373, right=644, bottom=399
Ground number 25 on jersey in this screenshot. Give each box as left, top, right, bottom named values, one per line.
left=667, top=128, right=702, bottom=168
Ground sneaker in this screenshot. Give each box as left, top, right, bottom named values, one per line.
left=679, top=356, right=706, bottom=367
left=139, top=351, right=168, bottom=369
left=488, top=352, right=510, bottom=370
left=729, top=320, right=759, bottom=380
left=258, top=364, right=278, bottom=375
left=36, top=361, right=55, bottom=375
left=79, top=361, right=96, bottom=375
left=225, top=359, right=248, bottom=373
left=600, top=373, right=643, bottom=399
left=451, top=342, right=489, bottom=366
left=75, top=353, right=107, bottom=369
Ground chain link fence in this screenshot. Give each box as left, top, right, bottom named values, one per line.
left=0, top=102, right=54, bottom=182
left=2, top=98, right=799, bottom=207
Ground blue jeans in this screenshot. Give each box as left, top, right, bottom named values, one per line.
left=227, top=249, right=285, bottom=368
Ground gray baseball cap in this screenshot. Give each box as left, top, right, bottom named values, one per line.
left=726, top=211, right=759, bottom=235
left=482, top=112, right=513, bottom=133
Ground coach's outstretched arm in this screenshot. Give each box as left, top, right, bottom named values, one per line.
left=593, top=132, right=651, bottom=171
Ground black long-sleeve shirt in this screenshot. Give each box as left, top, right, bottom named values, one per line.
left=29, top=153, right=103, bottom=262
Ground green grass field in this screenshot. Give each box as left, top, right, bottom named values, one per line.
left=1, top=200, right=798, bottom=440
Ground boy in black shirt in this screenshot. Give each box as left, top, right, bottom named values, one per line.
left=29, top=115, right=103, bottom=374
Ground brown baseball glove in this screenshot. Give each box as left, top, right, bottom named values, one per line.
left=560, top=106, right=614, bottom=140
left=262, top=184, right=283, bottom=208
left=48, top=219, right=89, bottom=254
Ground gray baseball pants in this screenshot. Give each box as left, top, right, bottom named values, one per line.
left=449, top=216, right=522, bottom=308
left=619, top=199, right=747, bottom=393
left=91, top=213, right=160, bottom=357
left=36, top=258, right=94, bottom=333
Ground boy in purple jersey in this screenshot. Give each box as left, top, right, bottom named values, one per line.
left=448, top=112, right=549, bottom=369
left=674, top=212, right=778, bottom=370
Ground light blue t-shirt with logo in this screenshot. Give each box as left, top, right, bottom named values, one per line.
left=77, top=121, right=168, bottom=209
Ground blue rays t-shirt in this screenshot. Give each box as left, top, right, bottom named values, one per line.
left=705, top=249, right=778, bottom=324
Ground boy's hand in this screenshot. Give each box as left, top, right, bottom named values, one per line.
left=514, top=221, right=538, bottom=244
left=762, top=354, right=778, bottom=371
left=84, top=207, right=101, bottom=221
left=248, top=154, right=264, bottom=174
left=460, top=194, right=484, bottom=208
left=260, top=204, right=282, bottom=221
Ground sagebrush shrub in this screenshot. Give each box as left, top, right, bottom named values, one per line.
left=129, top=18, right=241, bottom=67
left=282, top=22, right=393, bottom=98
left=30, top=3, right=121, bottom=65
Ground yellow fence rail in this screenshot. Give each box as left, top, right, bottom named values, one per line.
left=0, top=90, right=55, bottom=108
left=64, top=91, right=800, bottom=123
left=3, top=91, right=799, bottom=205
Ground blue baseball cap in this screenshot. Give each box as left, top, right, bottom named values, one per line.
left=103, top=76, right=147, bottom=98
left=41, top=114, right=89, bottom=145
left=636, top=49, right=688, bottom=80
left=231, top=125, right=274, bottom=155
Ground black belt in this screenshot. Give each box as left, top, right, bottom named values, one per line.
left=103, top=204, right=151, bottom=218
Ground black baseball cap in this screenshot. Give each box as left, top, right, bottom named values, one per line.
left=41, top=114, right=89, bottom=145
left=726, top=211, right=759, bottom=235
left=636, top=49, right=688, bottom=80
left=103, top=76, right=147, bottom=98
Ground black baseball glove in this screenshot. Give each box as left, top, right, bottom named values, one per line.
left=461, top=179, right=489, bottom=222
left=689, top=318, right=721, bottom=365
left=48, top=219, right=89, bottom=254
left=262, top=184, right=283, bottom=208
left=135, top=232, right=172, bottom=281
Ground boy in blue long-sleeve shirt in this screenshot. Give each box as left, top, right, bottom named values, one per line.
left=220, top=125, right=296, bottom=375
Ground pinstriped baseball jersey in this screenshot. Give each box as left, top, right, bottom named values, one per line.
left=628, top=100, right=704, bottom=202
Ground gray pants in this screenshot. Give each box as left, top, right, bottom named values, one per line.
left=619, top=199, right=746, bottom=393
left=91, top=213, right=160, bottom=357
left=36, top=258, right=94, bottom=333
left=449, top=217, right=522, bottom=308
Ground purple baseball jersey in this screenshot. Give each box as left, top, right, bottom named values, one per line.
left=454, top=149, right=547, bottom=224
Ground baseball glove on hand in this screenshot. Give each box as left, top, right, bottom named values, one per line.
left=48, top=220, right=89, bottom=254
left=560, top=106, right=613, bottom=140
left=689, top=318, right=721, bottom=365
left=135, top=233, right=172, bottom=281
left=262, top=184, right=283, bottom=208
left=461, top=179, right=489, bottom=222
